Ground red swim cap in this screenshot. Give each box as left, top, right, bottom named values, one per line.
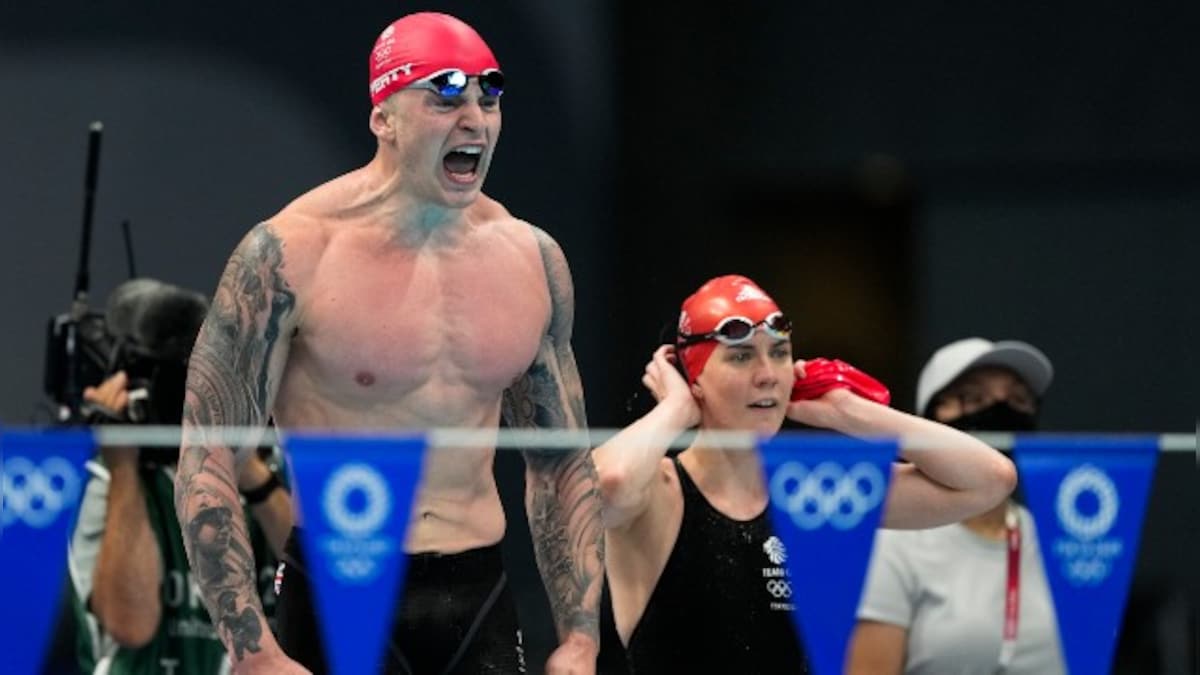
left=368, top=12, right=500, bottom=106
left=677, top=275, right=783, bottom=384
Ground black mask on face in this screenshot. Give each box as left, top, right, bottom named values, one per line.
left=946, top=401, right=1038, bottom=432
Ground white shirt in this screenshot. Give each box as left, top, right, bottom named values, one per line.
left=857, top=506, right=1066, bottom=674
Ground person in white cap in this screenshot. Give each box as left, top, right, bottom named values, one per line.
left=847, top=338, right=1067, bottom=674
left=914, top=337, right=1053, bottom=432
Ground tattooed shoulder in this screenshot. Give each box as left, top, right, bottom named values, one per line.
left=186, top=220, right=298, bottom=431
left=529, top=225, right=574, bottom=343
left=234, top=221, right=289, bottom=275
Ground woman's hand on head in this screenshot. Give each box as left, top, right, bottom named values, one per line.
left=785, top=359, right=858, bottom=428
left=644, top=345, right=701, bottom=428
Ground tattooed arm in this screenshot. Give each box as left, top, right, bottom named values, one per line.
left=174, top=223, right=307, bottom=673
left=501, top=228, right=603, bottom=673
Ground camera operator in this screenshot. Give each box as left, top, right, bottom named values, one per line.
left=67, top=279, right=291, bottom=675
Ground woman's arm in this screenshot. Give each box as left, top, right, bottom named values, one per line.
left=591, top=346, right=699, bottom=530
left=788, top=382, right=1016, bottom=529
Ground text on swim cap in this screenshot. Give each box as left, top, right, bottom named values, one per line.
left=370, top=65, right=413, bottom=97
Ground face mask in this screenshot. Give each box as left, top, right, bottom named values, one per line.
left=946, top=401, right=1038, bottom=432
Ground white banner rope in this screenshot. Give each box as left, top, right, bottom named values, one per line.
left=63, top=425, right=1199, bottom=453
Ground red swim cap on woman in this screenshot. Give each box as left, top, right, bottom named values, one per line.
left=368, top=12, right=500, bottom=105
left=677, top=275, right=783, bottom=384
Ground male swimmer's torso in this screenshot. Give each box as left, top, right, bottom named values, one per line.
left=267, top=169, right=551, bottom=554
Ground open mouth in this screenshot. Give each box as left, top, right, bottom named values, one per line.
left=443, top=145, right=483, bottom=183
left=748, top=400, right=778, bottom=410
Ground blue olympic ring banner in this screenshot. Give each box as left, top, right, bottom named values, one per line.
left=1015, top=435, right=1158, bottom=675
left=758, top=434, right=897, bottom=675
left=284, top=433, right=427, bottom=675
left=0, top=428, right=94, bottom=675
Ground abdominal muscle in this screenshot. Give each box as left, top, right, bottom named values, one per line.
left=274, top=372, right=511, bottom=555
left=407, top=446, right=507, bottom=553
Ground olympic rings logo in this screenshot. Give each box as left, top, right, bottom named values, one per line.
left=323, top=463, right=392, bottom=538
left=1, top=456, right=82, bottom=529
left=1056, top=465, right=1119, bottom=541
left=769, top=461, right=886, bottom=530
left=765, top=579, right=792, bottom=599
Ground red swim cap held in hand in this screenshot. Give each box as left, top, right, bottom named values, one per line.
left=368, top=12, right=500, bottom=105
left=676, top=275, right=784, bottom=384
left=790, top=358, right=891, bottom=406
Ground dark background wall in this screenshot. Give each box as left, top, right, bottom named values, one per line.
left=2, top=1, right=1194, bottom=673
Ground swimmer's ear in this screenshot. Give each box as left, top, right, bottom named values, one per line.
left=369, top=103, right=396, bottom=142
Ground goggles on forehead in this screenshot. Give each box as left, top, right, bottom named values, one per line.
left=678, top=311, right=792, bottom=347
left=408, top=68, right=505, bottom=98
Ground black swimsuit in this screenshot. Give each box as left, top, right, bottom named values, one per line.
left=276, top=528, right=525, bottom=674
left=623, top=458, right=809, bottom=674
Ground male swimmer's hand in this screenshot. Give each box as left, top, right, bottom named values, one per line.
left=544, top=633, right=598, bottom=675
left=789, top=358, right=891, bottom=406
left=643, top=345, right=701, bottom=428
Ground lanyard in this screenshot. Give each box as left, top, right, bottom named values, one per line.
left=997, top=506, right=1021, bottom=671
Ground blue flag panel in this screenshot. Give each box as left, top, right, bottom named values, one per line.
left=0, top=428, right=94, bottom=675
left=285, top=433, right=427, bottom=675
left=1014, top=436, right=1158, bottom=675
left=758, top=434, right=897, bottom=675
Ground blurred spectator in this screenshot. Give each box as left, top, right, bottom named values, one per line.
left=848, top=337, right=1065, bottom=675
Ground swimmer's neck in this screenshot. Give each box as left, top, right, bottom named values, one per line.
left=680, top=440, right=766, bottom=499
left=354, top=149, right=472, bottom=237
